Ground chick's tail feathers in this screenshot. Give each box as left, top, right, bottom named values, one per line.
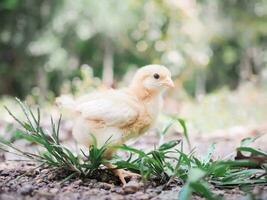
left=55, top=95, right=75, bottom=110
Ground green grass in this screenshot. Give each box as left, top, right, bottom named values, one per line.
left=0, top=98, right=267, bottom=200
left=1, top=98, right=110, bottom=177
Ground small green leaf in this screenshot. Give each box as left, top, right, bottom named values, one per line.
left=201, top=143, right=216, bottom=165
left=188, top=168, right=206, bottom=182
left=190, top=181, right=219, bottom=200
left=161, top=121, right=173, bottom=136
left=241, top=137, right=256, bottom=147
left=237, top=147, right=267, bottom=157
left=174, top=117, right=191, bottom=149
left=117, top=144, right=146, bottom=157
left=159, top=140, right=181, bottom=151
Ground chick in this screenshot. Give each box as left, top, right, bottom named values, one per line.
left=57, top=64, right=174, bottom=185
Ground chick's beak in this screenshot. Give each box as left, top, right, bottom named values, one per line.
left=162, top=77, right=175, bottom=88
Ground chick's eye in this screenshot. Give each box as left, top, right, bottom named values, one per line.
left=153, top=73, right=160, bottom=79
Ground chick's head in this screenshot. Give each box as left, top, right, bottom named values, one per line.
left=130, top=65, right=174, bottom=94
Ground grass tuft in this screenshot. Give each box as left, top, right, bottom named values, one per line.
left=1, top=98, right=108, bottom=177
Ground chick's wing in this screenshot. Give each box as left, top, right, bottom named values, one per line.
left=75, top=91, right=139, bottom=128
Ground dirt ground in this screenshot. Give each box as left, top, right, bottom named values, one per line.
left=1, top=161, right=266, bottom=200
left=0, top=123, right=267, bottom=200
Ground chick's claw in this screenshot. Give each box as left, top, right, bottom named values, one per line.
left=114, top=169, right=127, bottom=185
left=114, top=169, right=141, bottom=186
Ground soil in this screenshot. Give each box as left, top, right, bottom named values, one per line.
left=0, top=123, right=267, bottom=200
left=1, top=161, right=266, bottom=200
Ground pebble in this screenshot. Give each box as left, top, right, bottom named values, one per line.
left=57, top=192, right=80, bottom=200
left=47, top=173, right=55, bottom=180
left=123, top=181, right=141, bottom=194
left=19, top=184, right=34, bottom=195
left=50, top=188, right=59, bottom=193
left=35, top=178, right=43, bottom=184
left=73, top=179, right=83, bottom=186
left=0, top=170, right=10, bottom=176
left=98, top=182, right=113, bottom=190
left=108, top=194, right=125, bottom=200
left=40, top=169, right=50, bottom=174
left=135, top=192, right=150, bottom=200
left=91, top=179, right=98, bottom=184
left=115, top=188, right=125, bottom=195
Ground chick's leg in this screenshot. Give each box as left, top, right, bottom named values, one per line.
left=104, top=163, right=140, bottom=186
left=103, top=147, right=140, bottom=185
left=106, top=163, right=126, bottom=185
left=121, top=170, right=141, bottom=177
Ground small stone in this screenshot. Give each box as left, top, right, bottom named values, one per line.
left=36, top=178, right=43, bottom=184
left=88, top=188, right=100, bottom=195
left=47, top=173, right=56, bottom=180
left=98, top=182, right=113, bottom=190
left=0, top=170, right=10, bottom=176
left=73, top=179, right=83, bottom=186
left=109, top=194, right=124, bottom=200
left=90, top=179, right=97, bottom=184
left=19, top=184, right=34, bottom=195
left=40, top=169, right=50, bottom=174
left=50, top=188, right=59, bottom=194
left=115, top=187, right=125, bottom=195
left=123, top=181, right=141, bottom=194
left=135, top=192, right=150, bottom=200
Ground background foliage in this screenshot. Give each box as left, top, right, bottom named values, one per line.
left=0, top=0, right=267, bottom=99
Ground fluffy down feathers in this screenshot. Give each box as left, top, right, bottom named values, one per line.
left=56, top=64, right=174, bottom=157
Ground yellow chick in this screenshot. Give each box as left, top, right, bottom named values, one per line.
left=56, top=64, right=174, bottom=185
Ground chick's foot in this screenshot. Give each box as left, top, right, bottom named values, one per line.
left=105, top=163, right=140, bottom=186
left=114, top=169, right=141, bottom=186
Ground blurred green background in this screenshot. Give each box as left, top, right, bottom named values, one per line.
left=0, top=0, right=267, bottom=133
